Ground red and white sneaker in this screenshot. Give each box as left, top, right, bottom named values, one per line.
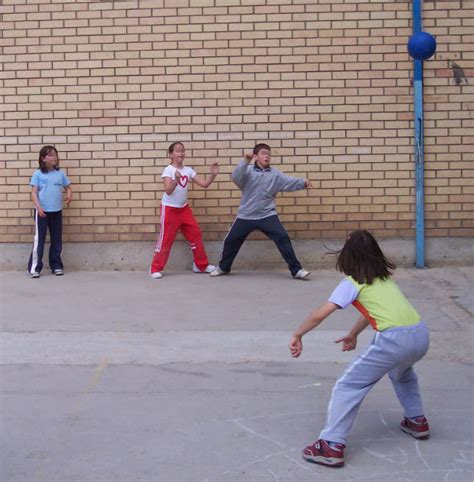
left=400, top=416, right=430, bottom=439
left=302, top=439, right=345, bottom=467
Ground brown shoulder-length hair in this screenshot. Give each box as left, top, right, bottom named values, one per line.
left=336, top=230, right=396, bottom=284
left=38, top=145, right=60, bottom=174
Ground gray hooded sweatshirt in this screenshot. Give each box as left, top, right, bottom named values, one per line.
left=232, top=159, right=306, bottom=220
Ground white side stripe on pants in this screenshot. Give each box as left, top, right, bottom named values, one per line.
left=30, top=210, right=40, bottom=274
left=154, top=207, right=166, bottom=253
left=324, top=342, right=377, bottom=428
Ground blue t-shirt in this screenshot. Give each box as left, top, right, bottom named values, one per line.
left=30, top=169, right=71, bottom=212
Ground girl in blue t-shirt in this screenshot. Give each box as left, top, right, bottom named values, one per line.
left=289, top=230, right=430, bottom=468
left=28, top=145, right=72, bottom=278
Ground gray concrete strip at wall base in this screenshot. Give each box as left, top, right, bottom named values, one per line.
left=1, top=237, right=473, bottom=271
left=0, top=267, right=473, bottom=482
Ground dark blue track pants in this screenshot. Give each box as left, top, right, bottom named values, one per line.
left=218, top=215, right=302, bottom=276
left=28, top=210, right=63, bottom=274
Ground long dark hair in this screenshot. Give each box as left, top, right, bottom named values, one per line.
left=336, top=230, right=396, bottom=284
left=38, top=145, right=60, bottom=173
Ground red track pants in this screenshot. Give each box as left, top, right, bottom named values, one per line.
left=151, top=204, right=209, bottom=273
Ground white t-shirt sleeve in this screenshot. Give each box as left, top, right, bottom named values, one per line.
left=328, top=278, right=360, bottom=309
left=188, top=167, right=197, bottom=179
left=162, top=165, right=176, bottom=179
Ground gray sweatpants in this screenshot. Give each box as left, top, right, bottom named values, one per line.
left=320, top=321, right=429, bottom=445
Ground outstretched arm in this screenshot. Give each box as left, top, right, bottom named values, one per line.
left=289, top=301, right=339, bottom=358
left=193, top=163, right=219, bottom=188
left=277, top=171, right=312, bottom=192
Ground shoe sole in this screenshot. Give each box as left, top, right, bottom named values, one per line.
left=302, top=453, right=344, bottom=467
left=400, top=425, right=430, bottom=439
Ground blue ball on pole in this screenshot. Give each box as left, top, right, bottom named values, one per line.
left=407, top=32, right=437, bottom=61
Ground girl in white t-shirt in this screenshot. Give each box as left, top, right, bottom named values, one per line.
left=150, top=142, right=219, bottom=279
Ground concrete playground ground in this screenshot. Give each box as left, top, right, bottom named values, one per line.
left=0, top=265, right=473, bottom=482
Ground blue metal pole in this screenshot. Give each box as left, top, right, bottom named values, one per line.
left=413, top=0, right=425, bottom=268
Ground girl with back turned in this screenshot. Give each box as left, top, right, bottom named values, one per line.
left=289, top=230, right=430, bottom=467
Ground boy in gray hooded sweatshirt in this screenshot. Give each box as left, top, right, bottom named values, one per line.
left=210, top=143, right=312, bottom=279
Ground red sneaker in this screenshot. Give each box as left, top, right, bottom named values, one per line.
left=400, top=416, right=430, bottom=439
left=302, top=439, right=345, bottom=467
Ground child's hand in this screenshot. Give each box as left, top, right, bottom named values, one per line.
left=304, top=179, right=312, bottom=189
left=37, top=207, right=46, bottom=218
left=244, top=152, right=254, bottom=163
left=65, top=193, right=72, bottom=205
left=210, top=163, right=219, bottom=176
left=174, top=170, right=182, bottom=182
left=335, top=334, right=357, bottom=351
left=289, top=335, right=303, bottom=358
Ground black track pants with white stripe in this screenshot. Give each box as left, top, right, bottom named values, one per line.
left=28, top=210, right=63, bottom=274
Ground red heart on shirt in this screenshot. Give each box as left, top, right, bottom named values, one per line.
left=178, top=175, right=188, bottom=188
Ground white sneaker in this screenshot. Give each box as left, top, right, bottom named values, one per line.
left=150, top=271, right=163, bottom=279
left=193, top=263, right=216, bottom=274
left=29, top=272, right=40, bottom=279
left=294, top=268, right=310, bottom=280
left=209, top=266, right=228, bottom=277
left=53, top=269, right=64, bottom=276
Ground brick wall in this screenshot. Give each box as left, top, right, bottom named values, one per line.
left=1, top=0, right=473, bottom=244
